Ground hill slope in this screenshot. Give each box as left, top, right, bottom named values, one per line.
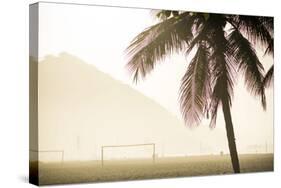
left=38, top=53, right=207, bottom=161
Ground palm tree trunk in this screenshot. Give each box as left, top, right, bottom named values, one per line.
left=222, top=98, right=240, bottom=173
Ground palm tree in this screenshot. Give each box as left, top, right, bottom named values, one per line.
left=126, top=10, right=273, bottom=173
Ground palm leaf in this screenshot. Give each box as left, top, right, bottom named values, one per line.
left=263, top=65, right=274, bottom=87
left=258, top=16, right=273, bottom=55
left=227, top=29, right=266, bottom=109
left=259, top=17, right=273, bottom=35
left=264, top=39, right=274, bottom=55
left=126, top=12, right=194, bottom=83
left=179, top=44, right=211, bottom=126
left=236, top=15, right=273, bottom=55
left=184, top=16, right=211, bottom=55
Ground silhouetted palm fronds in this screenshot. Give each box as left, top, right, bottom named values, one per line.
left=126, top=11, right=273, bottom=173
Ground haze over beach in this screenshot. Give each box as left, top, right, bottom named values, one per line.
left=29, top=2, right=274, bottom=185
left=34, top=52, right=273, bottom=185
left=37, top=3, right=273, bottom=159
left=37, top=52, right=273, bottom=161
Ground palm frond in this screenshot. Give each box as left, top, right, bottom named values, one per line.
left=185, top=17, right=210, bottom=55
left=185, top=13, right=226, bottom=56
left=259, top=17, right=274, bottom=35
left=126, top=12, right=193, bottom=83
left=263, top=65, right=274, bottom=88
left=179, top=44, right=211, bottom=126
left=227, top=29, right=266, bottom=109
left=259, top=17, right=273, bottom=55
left=236, top=15, right=273, bottom=54
left=264, top=39, right=274, bottom=55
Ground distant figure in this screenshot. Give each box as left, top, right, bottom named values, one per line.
left=220, top=151, right=224, bottom=156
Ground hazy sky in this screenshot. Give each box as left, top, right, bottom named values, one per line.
left=37, top=2, right=273, bottom=160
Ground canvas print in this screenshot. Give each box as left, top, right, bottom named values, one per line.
left=29, top=2, right=274, bottom=186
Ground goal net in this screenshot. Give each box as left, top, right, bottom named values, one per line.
left=101, top=143, right=155, bottom=166
left=30, top=149, right=64, bottom=163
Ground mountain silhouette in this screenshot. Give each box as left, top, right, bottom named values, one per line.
left=38, top=53, right=211, bottom=161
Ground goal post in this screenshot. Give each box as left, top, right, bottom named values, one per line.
left=29, top=149, right=64, bottom=163
left=101, top=143, right=155, bottom=166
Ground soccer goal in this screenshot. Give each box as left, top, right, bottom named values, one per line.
left=29, top=149, right=64, bottom=163
left=101, top=143, right=156, bottom=166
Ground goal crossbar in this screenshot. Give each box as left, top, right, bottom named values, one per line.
left=101, top=143, right=155, bottom=166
